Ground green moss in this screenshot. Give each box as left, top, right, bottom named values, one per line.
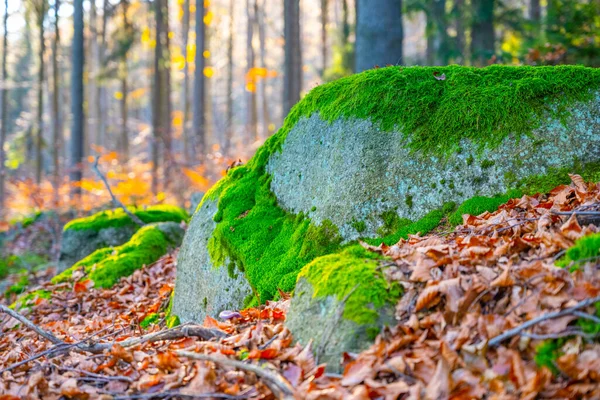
left=5, top=274, right=30, bottom=297
left=298, top=245, right=401, bottom=325
left=263, top=65, right=599, bottom=159
left=449, top=189, right=523, bottom=226
left=514, top=161, right=600, bottom=195
left=206, top=164, right=344, bottom=303
left=481, top=160, right=495, bottom=169
left=140, top=313, right=160, bottom=329
left=63, top=205, right=188, bottom=232
left=351, top=219, right=367, bottom=233
left=52, top=225, right=172, bottom=288
left=376, top=210, right=410, bottom=237
left=10, top=289, right=51, bottom=310
left=556, top=232, right=600, bottom=271
left=535, top=339, right=564, bottom=375
left=165, top=290, right=180, bottom=328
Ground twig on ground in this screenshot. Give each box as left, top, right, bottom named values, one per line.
left=488, top=295, right=600, bottom=347
left=521, top=330, right=599, bottom=340
left=57, top=366, right=134, bottom=382
left=91, top=156, right=145, bottom=227
left=113, top=391, right=249, bottom=400
left=176, top=350, right=295, bottom=400
left=0, top=304, right=63, bottom=345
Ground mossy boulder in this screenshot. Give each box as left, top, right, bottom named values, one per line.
left=53, top=221, right=185, bottom=288
left=59, top=205, right=188, bottom=270
left=173, top=65, right=600, bottom=367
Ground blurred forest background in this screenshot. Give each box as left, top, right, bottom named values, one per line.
left=0, top=0, right=598, bottom=223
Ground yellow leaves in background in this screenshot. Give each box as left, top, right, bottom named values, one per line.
left=204, top=67, right=214, bottom=77
left=203, top=50, right=210, bottom=58
left=173, top=54, right=186, bottom=70
left=114, top=91, right=124, bottom=100
left=245, top=67, right=278, bottom=93
left=141, top=27, right=156, bottom=48
left=204, top=11, right=214, bottom=25
left=501, top=32, right=522, bottom=63
left=183, top=167, right=210, bottom=191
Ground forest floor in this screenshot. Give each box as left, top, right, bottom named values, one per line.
left=1, top=175, right=600, bottom=399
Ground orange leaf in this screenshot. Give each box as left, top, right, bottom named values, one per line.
left=155, top=351, right=181, bottom=371
left=111, top=344, right=134, bottom=363
left=74, top=279, right=94, bottom=293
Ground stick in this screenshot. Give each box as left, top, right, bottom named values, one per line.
left=176, top=350, right=295, bottom=400
left=0, top=304, right=63, bottom=344
left=113, top=392, right=249, bottom=400
left=488, top=295, right=600, bottom=347
left=92, top=156, right=145, bottom=227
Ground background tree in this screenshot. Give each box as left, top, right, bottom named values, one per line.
left=70, top=0, right=84, bottom=196
left=51, top=0, right=61, bottom=206
left=0, top=0, right=8, bottom=217
left=470, top=0, right=495, bottom=65
left=355, top=0, right=403, bottom=71
left=193, top=0, right=207, bottom=162
left=283, top=0, right=302, bottom=114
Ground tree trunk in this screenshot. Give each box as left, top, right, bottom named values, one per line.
left=283, top=0, right=302, bottom=115
left=355, top=0, right=403, bottom=72
left=88, top=0, right=98, bottom=152
left=97, top=0, right=109, bottom=149
left=35, top=2, right=46, bottom=184
left=119, top=0, right=130, bottom=163
left=256, top=0, right=271, bottom=138
left=193, top=0, right=207, bottom=161
left=453, top=0, right=466, bottom=63
left=320, top=0, right=328, bottom=76
left=247, top=0, right=258, bottom=142
left=426, top=0, right=449, bottom=65
left=181, top=0, right=191, bottom=162
left=470, top=0, right=495, bottom=65
left=52, top=0, right=61, bottom=208
left=0, top=0, right=8, bottom=218
left=224, top=0, right=234, bottom=156
left=162, top=0, right=172, bottom=186
left=70, top=0, right=85, bottom=197
left=152, top=0, right=164, bottom=194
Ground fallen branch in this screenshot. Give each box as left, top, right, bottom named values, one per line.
left=0, top=304, right=63, bottom=345
left=176, top=350, right=295, bottom=400
left=92, top=156, right=145, bottom=227
left=113, top=391, right=249, bottom=400
left=488, top=295, right=600, bottom=347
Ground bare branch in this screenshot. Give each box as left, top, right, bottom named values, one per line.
left=0, top=304, right=63, bottom=344
left=488, top=295, right=600, bottom=347
left=176, top=350, right=295, bottom=400
left=91, top=156, right=145, bottom=227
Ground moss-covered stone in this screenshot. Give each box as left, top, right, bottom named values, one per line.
left=287, top=246, right=399, bottom=371
left=557, top=232, right=600, bottom=271
left=53, top=222, right=184, bottom=288
left=10, top=289, right=51, bottom=311
left=59, top=205, right=188, bottom=270
left=173, top=65, right=600, bottom=339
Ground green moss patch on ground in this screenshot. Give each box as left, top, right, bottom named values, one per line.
left=557, top=232, right=600, bottom=271
left=297, top=245, right=401, bottom=325
left=53, top=225, right=175, bottom=288
left=10, top=289, right=51, bottom=310
left=63, top=205, right=188, bottom=232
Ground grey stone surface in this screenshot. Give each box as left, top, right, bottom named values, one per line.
left=267, top=93, right=600, bottom=241
left=286, top=277, right=395, bottom=372
left=172, top=198, right=253, bottom=323
left=189, top=192, right=206, bottom=215
left=59, top=225, right=137, bottom=271
left=155, top=221, right=186, bottom=248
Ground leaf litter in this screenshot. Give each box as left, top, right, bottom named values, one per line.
left=1, top=174, right=600, bottom=399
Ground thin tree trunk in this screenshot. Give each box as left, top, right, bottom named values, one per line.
left=247, top=0, right=258, bottom=142
left=355, top=0, right=403, bottom=71
left=35, top=2, right=46, bottom=184
left=470, top=0, right=495, bottom=65
left=152, top=0, right=165, bottom=194
left=0, top=0, right=8, bottom=218
left=426, top=0, right=449, bottom=65
left=224, top=0, right=234, bottom=156
left=320, top=0, right=328, bottom=76
left=120, top=0, right=130, bottom=163
left=97, top=0, right=109, bottom=149
left=193, top=0, right=206, bottom=161
left=52, top=0, right=61, bottom=208
left=162, top=0, right=172, bottom=186
left=283, top=0, right=302, bottom=115
left=181, top=0, right=191, bottom=162
left=454, top=0, right=466, bottom=63
left=88, top=0, right=98, bottom=152
left=256, top=0, right=270, bottom=138
left=70, top=0, right=85, bottom=197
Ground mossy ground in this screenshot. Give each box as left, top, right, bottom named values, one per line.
left=63, top=205, right=188, bottom=232
left=198, top=65, right=600, bottom=316
left=297, top=245, right=401, bottom=325
left=10, top=289, right=51, bottom=310
left=53, top=225, right=174, bottom=288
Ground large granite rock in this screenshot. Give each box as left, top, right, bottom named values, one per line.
left=173, top=65, right=600, bottom=369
